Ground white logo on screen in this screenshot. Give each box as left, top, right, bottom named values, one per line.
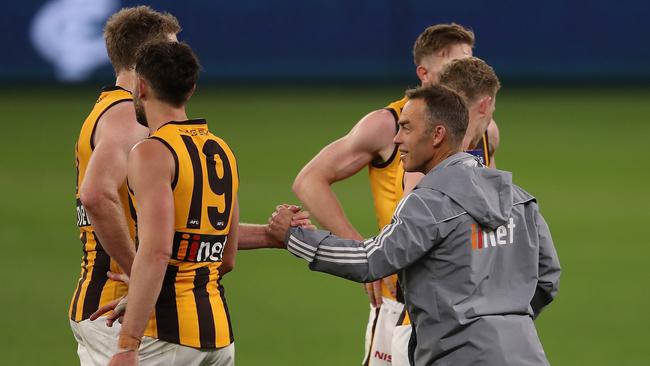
left=29, top=0, right=120, bottom=82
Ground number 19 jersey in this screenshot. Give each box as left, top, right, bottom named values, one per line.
left=135, top=119, right=239, bottom=349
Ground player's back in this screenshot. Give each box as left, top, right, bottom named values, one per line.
left=70, top=86, right=134, bottom=322
left=138, top=118, right=239, bottom=349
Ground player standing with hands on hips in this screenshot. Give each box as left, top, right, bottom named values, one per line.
left=270, top=85, right=560, bottom=366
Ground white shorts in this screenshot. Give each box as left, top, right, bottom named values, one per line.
left=71, top=318, right=235, bottom=366
left=138, top=337, right=234, bottom=366
left=362, top=297, right=411, bottom=366
left=70, top=317, right=120, bottom=366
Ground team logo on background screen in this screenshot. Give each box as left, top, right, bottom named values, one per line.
left=30, top=0, right=119, bottom=82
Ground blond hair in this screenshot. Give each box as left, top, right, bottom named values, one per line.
left=412, top=23, right=475, bottom=65
left=438, top=57, right=500, bottom=103
left=104, top=6, right=181, bottom=73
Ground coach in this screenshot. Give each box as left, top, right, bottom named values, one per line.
left=270, top=85, right=560, bottom=365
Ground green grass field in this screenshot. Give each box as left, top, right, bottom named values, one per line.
left=0, top=85, right=648, bottom=365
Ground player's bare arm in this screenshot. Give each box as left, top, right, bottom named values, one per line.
left=237, top=205, right=310, bottom=249
left=109, top=139, right=175, bottom=365
left=79, top=102, right=149, bottom=275
left=487, top=119, right=500, bottom=168
left=292, top=108, right=397, bottom=306
left=293, top=109, right=396, bottom=239
left=237, top=204, right=311, bottom=250
left=219, top=198, right=240, bottom=275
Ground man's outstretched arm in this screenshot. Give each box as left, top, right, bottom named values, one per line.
left=277, top=193, right=439, bottom=283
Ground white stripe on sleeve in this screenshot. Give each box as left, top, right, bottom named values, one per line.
left=364, top=195, right=411, bottom=255
left=314, top=255, right=369, bottom=264
left=287, top=244, right=314, bottom=262
left=289, top=235, right=318, bottom=252
left=316, top=249, right=368, bottom=259
left=288, top=236, right=317, bottom=256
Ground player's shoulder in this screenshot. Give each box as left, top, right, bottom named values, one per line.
left=128, top=138, right=176, bottom=187
left=385, top=96, right=409, bottom=115
left=93, top=100, right=149, bottom=149
left=352, top=108, right=398, bottom=137
left=347, top=108, right=399, bottom=152
left=96, top=99, right=137, bottom=129
left=131, top=137, right=172, bottom=159
left=206, top=131, right=237, bottom=158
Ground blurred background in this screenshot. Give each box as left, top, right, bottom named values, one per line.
left=1, top=1, right=649, bottom=365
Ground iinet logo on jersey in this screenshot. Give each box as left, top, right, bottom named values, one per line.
left=471, top=218, right=515, bottom=250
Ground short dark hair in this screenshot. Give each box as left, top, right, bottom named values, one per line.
left=104, top=6, right=180, bottom=74
left=405, top=85, right=468, bottom=145
left=135, top=41, right=200, bottom=107
left=439, top=57, right=500, bottom=103
left=412, top=23, right=475, bottom=65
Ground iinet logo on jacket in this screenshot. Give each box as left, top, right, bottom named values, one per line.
left=471, top=218, right=515, bottom=250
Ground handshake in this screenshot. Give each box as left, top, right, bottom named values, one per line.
left=267, top=204, right=316, bottom=247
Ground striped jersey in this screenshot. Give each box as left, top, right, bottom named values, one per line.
left=368, top=97, right=407, bottom=301
left=70, top=86, right=134, bottom=322
left=135, top=119, right=239, bottom=349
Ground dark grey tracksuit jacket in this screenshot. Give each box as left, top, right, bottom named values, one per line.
left=286, top=153, right=560, bottom=366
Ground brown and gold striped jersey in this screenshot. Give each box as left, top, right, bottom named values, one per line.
left=367, top=97, right=407, bottom=302
left=70, top=86, right=135, bottom=322
left=134, top=119, right=239, bottom=349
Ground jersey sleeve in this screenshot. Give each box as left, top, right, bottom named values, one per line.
left=286, top=193, right=440, bottom=282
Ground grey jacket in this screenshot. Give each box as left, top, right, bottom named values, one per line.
left=286, top=153, right=560, bottom=366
